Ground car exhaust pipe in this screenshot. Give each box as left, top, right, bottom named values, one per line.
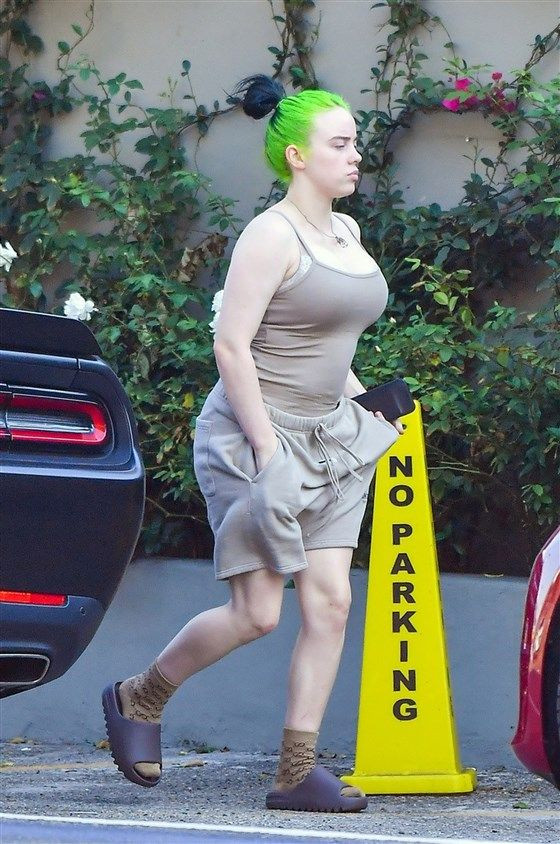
left=0, top=653, right=50, bottom=686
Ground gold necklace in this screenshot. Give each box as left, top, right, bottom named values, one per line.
left=284, top=198, right=349, bottom=248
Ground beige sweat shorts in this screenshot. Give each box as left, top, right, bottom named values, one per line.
left=193, top=380, right=400, bottom=581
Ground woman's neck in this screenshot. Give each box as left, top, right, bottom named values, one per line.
left=283, top=190, right=333, bottom=232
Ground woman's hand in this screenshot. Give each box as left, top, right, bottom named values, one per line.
left=374, top=410, right=405, bottom=435
left=252, top=435, right=280, bottom=473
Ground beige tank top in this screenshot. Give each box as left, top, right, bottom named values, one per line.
left=247, top=209, right=389, bottom=416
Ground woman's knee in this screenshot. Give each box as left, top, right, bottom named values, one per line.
left=228, top=569, right=284, bottom=641
left=229, top=601, right=281, bottom=640
left=304, top=587, right=352, bottom=633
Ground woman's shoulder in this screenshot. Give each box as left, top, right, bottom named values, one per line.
left=240, top=206, right=296, bottom=241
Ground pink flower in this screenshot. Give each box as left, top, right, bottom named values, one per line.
left=492, top=71, right=503, bottom=81
left=464, top=95, right=480, bottom=107
left=442, top=97, right=461, bottom=111
left=32, top=91, right=47, bottom=101
left=454, top=77, right=473, bottom=90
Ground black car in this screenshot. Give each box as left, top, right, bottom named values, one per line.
left=0, top=307, right=145, bottom=698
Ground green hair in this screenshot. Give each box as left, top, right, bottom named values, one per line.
left=228, top=75, right=352, bottom=186
left=265, top=89, right=352, bottom=186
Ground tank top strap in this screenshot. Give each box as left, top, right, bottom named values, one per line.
left=332, top=211, right=361, bottom=245
left=267, top=208, right=360, bottom=257
left=266, top=209, right=317, bottom=260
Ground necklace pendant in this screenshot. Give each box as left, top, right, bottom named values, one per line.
left=335, top=236, right=348, bottom=248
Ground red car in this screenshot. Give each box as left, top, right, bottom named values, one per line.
left=512, top=524, right=560, bottom=788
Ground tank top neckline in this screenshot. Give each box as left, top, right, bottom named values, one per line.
left=266, top=208, right=381, bottom=279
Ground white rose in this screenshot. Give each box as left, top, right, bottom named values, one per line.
left=211, top=288, right=223, bottom=313
left=63, top=291, right=98, bottom=321
left=0, top=241, right=18, bottom=273
left=209, top=288, right=224, bottom=334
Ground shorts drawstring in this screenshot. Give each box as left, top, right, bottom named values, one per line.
left=313, top=422, right=365, bottom=501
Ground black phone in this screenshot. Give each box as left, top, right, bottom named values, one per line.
left=350, top=378, right=414, bottom=421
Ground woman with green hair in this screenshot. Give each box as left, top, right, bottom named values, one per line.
left=103, top=73, right=403, bottom=812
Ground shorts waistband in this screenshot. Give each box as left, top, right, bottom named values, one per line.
left=212, top=380, right=348, bottom=431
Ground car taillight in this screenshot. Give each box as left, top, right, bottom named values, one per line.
left=0, top=590, right=67, bottom=606
left=5, top=393, right=108, bottom=446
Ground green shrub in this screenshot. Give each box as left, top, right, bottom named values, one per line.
left=1, top=0, right=558, bottom=571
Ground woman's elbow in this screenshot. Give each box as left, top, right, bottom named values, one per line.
left=213, top=338, right=250, bottom=360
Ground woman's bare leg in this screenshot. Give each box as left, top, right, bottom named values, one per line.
left=286, top=546, right=353, bottom=731
left=124, top=567, right=285, bottom=778
left=157, top=567, right=285, bottom=684
left=271, top=547, right=363, bottom=797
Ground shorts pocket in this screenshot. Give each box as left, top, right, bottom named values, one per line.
left=249, top=435, right=282, bottom=483
left=346, top=399, right=399, bottom=466
left=193, top=418, right=216, bottom=497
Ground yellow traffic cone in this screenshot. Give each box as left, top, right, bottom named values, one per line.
left=342, top=400, right=477, bottom=794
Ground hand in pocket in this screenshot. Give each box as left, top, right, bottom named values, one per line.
left=253, top=435, right=280, bottom=474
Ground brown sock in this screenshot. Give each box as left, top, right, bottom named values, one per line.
left=274, top=728, right=318, bottom=791
left=273, top=726, right=365, bottom=798
left=117, top=660, right=179, bottom=779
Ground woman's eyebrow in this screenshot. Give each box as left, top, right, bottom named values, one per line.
left=330, top=135, right=357, bottom=141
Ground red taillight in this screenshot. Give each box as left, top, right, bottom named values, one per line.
left=5, top=393, right=108, bottom=446
left=0, top=590, right=67, bottom=606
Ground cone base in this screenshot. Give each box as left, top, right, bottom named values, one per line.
left=340, top=767, right=477, bottom=794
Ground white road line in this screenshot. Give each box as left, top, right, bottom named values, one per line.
left=0, top=812, right=532, bottom=844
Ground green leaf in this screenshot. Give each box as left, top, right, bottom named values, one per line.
left=433, top=292, right=448, bottom=305
left=434, top=246, right=450, bottom=266
left=71, top=24, right=83, bottom=37
left=58, top=41, right=70, bottom=54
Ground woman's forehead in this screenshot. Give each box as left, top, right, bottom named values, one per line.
left=313, top=108, right=356, bottom=139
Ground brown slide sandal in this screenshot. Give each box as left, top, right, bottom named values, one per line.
left=266, top=765, right=368, bottom=812
left=101, top=681, right=162, bottom=788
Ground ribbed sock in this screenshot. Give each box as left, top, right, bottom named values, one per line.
left=117, top=660, right=179, bottom=779
left=274, top=727, right=318, bottom=791
left=118, top=660, right=178, bottom=724
left=273, top=726, right=365, bottom=798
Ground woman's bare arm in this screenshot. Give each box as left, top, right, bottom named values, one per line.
left=212, top=213, right=295, bottom=459
left=343, top=368, right=366, bottom=397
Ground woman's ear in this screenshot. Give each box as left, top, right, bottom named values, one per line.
left=285, top=144, right=306, bottom=173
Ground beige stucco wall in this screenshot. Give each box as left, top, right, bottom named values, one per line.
left=11, top=0, right=560, bottom=309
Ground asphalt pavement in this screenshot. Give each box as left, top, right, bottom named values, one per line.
left=1, top=740, right=559, bottom=843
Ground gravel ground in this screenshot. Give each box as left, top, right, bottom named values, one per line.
left=1, top=740, right=559, bottom=842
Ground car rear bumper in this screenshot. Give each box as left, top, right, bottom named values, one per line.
left=0, top=595, right=105, bottom=697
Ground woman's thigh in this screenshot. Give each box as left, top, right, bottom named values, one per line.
left=293, top=547, right=353, bottom=625
left=228, top=566, right=286, bottom=625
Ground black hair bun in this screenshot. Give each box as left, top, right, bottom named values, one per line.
left=226, top=73, right=286, bottom=120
